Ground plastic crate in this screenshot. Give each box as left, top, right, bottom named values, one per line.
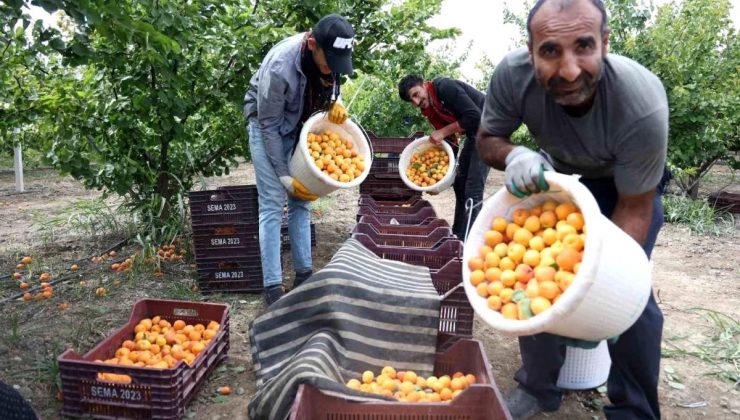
left=358, top=194, right=422, bottom=208
left=709, top=191, right=740, bottom=213
left=58, top=299, right=230, bottom=419
left=357, top=215, right=451, bottom=235
left=192, top=223, right=261, bottom=259
left=368, top=157, right=404, bottom=179
left=356, top=237, right=463, bottom=271
left=289, top=339, right=511, bottom=420
left=366, top=131, right=423, bottom=155
left=358, top=197, right=432, bottom=214
left=437, top=284, right=474, bottom=351
left=195, top=255, right=264, bottom=293
left=359, top=179, right=421, bottom=201
left=188, top=187, right=258, bottom=225
left=356, top=207, right=438, bottom=224
left=351, top=228, right=455, bottom=249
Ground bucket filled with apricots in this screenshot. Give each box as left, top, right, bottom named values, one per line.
left=399, top=136, right=456, bottom=194
left=289, top=111, right=372, bottom=197
left=462, top=172, right=653, bottom=341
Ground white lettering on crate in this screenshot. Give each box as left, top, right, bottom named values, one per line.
left=89, top=386, right=143, bottom=401
left=214, top=271, right=245, bottom=279
left=206, top=203, right=237, bottom=212
left=210, top=237, right=240, bottom=246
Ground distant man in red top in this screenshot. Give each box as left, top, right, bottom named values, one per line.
left=398, top=75, right=490, bottom=240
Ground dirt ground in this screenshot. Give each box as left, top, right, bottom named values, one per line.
left=0, top=162, right=737, bottom=420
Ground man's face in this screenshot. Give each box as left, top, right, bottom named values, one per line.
left=407, top=85, right=430, bottom=109
left=308, top=37, right=332, bottom=75
left=528, top=0, right=608, bottom=107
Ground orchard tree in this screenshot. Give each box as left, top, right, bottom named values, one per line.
left=625, top=0, right=739, bottom=197
left=3, top=0, right=453, bottom=241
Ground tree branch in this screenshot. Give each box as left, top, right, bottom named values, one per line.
left=252, top=0, right=260, bottom=14
left=201, top=144, right=233, bottom=168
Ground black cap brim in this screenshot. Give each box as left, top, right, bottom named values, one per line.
left=325, top=48, right=353, bottom=75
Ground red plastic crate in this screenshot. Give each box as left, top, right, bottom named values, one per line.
left=195, top=255, right=264, bottom=293
left=356, top=237, right=463, bottom=271
left=356, top=207, right=438, bottom=224
left=366, top=131, right=423, bottom=155
left=58, top=299, right=230, bottom=419
left=358, top=197, right=432, bottom=214
left=351, top=230, right=455, bottom=251
left=289, top=339, right=511, bottom=420
left=192, top=223, right=261, bottom=259
left=368, top=157, right=404, bottom=179
left=359, top=179, right=421, bottom=201
left=358, top=194, right=422, bottom=208
left=358, top=215, right=451, bottom=235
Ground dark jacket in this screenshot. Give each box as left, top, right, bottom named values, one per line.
left=432, top=77, right=485, bottom=138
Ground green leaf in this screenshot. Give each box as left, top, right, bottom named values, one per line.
left=667, top=381, right=685, bottom=390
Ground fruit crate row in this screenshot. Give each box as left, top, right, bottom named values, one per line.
left=353, top=194, right=472, bottom=350
left=58, top=299, right=230, bottom=419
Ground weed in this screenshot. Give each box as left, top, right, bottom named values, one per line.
left=662, top=194, right=735, bottom=235
left=6, top=313, right=21, bottom=347
left=662, top=308, right=739, bottom=385
left=35, top=350, right=62, bottom=393
left=311, top=195, right=335, bottom=217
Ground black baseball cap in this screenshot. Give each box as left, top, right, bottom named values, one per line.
left=313, top=14, right=355, bottom=75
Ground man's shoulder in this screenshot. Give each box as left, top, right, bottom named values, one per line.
left=500, top=47, right=534, bottom=72
left=603, top=54, right=667, bottom=123
left=604, top=54, right=666, bottom=105
left=262, top=33, right=303, bottom=72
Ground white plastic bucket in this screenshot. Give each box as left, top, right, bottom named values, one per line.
left=462, top=172, right=652, bottom=341
left=399, top=136, right=456, bottom=194
left=289, top=112, right=372, bottom=197
left=557, top=341, right=612, bottom=390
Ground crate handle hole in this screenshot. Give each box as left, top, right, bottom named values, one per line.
left=174, top=308, right=199, bottom=317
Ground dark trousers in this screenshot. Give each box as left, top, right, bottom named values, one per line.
left=515, top=177, right=665, bottom=419
left=451, top=136, right=490, bottom=241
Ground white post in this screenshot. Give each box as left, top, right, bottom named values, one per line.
left=14, top=143, right=24, bottom=193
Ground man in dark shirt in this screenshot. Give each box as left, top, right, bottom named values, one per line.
left=398, top=75, right=490, bottom=240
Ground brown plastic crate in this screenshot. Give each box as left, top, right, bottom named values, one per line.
left=366, top=131, right=423, bottom=155
left=359, top=181, right=421, bottom=201
left=356, top=207, right=438, bottom=224
left=289, top=338, right=511, bottom=420
left=196, top=256, right=264, bottom=294
left=708, top=191, right=740, bottom=213
left=368, top=157, right=404, bottom=179
left=58, top=299, right=230, bottom=419
left=437, top=284, right=474, bottom=351
left=358, top=197, right=432, bottom=214
left=358, top=194, right=422, bottom=208
left=192, top=224, right=261, bottom=259
left=357, top=237, right=463, bottom=271
left=351, top=229, right=455, bottom=250
left=357, top=215, right=451, bottom=235
left=188, top=187, right=258, bottom=225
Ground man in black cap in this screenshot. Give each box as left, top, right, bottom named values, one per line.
left=243, top=14, right=355, bottom=305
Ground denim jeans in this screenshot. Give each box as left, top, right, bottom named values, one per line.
left=248, top=119, right=312, bottom=287
left=515, top=177, right=665, bottom=419
left=450, top=136, right=490, bottom=241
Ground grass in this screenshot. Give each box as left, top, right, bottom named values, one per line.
left=311, top=195, right=335, bottom=217
left=662, top=308, right=739, bottom=386
left=662, top=194, right=735, bottom=235
left=31, top=197, right=134, bottom=246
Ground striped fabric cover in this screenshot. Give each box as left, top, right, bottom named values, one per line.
left=247, top=238, right=441, bottom=419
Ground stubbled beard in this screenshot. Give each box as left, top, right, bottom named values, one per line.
left=537, top=61, right=602, bottom=107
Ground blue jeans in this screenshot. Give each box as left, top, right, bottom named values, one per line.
left=248, top=119, right=313, bottom=287
left=516, top=177, right=665, bottom=419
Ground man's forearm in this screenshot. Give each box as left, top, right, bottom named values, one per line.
left=611, top=191, right=655, bottom=246
left=476, top=128, right=516, bottom=171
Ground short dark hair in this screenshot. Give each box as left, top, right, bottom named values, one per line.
left=527, top=0, right=608, bottom=42
left=398, top=75, right=424, bottom=102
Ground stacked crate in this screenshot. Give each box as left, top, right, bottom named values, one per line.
left=188, top=185, right=316, bottom=294
left=353, top=132, right=474, bottom=351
